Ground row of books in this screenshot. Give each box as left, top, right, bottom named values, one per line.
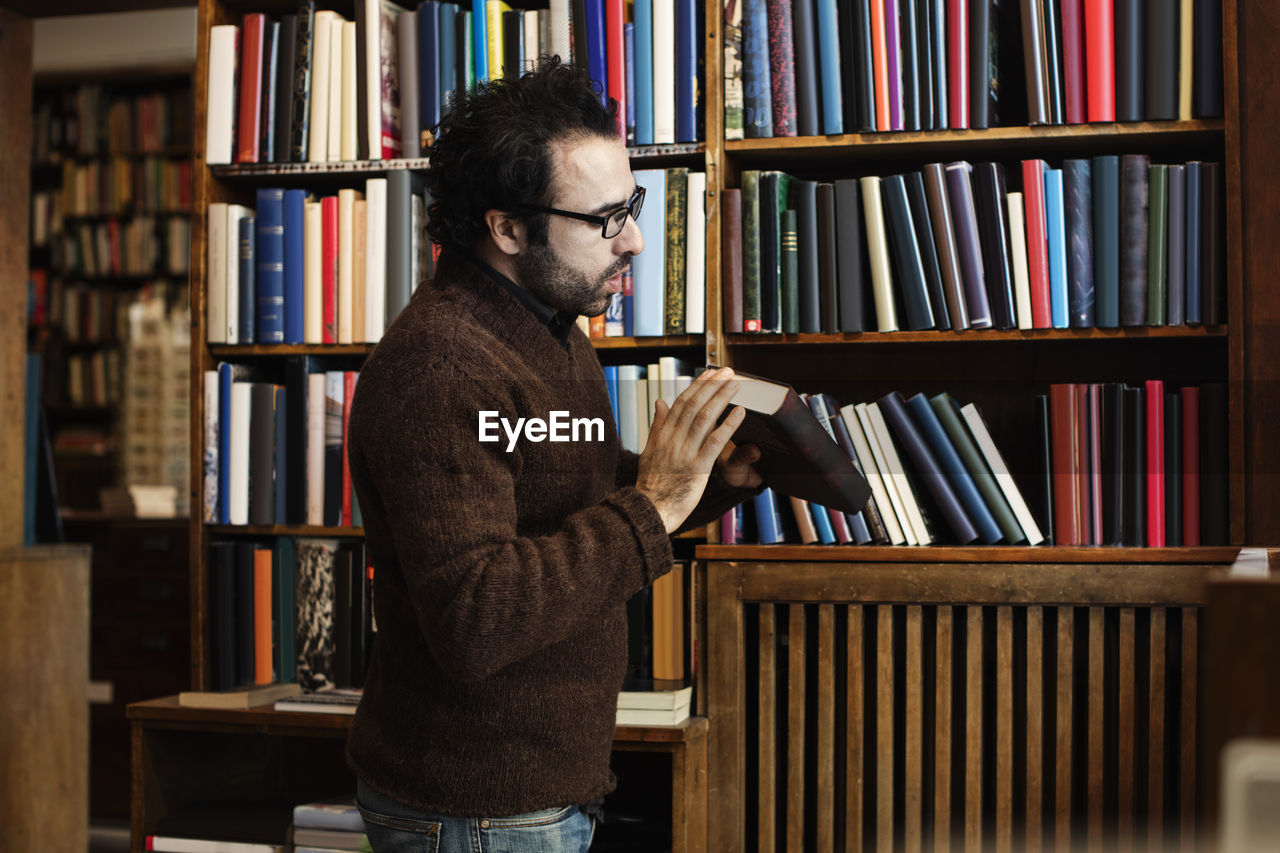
left=722, top=0, right=1224, bottom=139
left=203, top=360, right=361, bottom=529
left=50, top=216, right=191, bottom=280
left=36, top=157, right=193, bottom=223
left=722, top=155, right=1225, bottom=335
left=206, top=177, right=431, bottom=345
left=38, top=279, right=131, bottom=344
left=624, top=168, right=705, bottom=336
left=626, top=562, right=688, bottom=686
left=60, top=351, right=121, bottom=409
left=206, top=537, right=373, bottom=693
left=32, top=84, right=193, bottom=162
left=1046, top=381, right=1227, bottom=547
left=601, top=357, right=694, bottom=454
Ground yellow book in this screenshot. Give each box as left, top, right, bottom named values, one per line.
left=1179, top=0, right=1193, bottom=119
left=486, top=0, right=512, bottom=81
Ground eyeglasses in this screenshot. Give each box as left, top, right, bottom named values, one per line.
left=534, top=186, right=646, bottom=239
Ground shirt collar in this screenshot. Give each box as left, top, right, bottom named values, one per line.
left=467, top=254, right=578, bottom=346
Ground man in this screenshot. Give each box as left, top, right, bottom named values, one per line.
left=345, top=58, right=760, bottom=853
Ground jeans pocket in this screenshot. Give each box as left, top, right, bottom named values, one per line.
left=480, top=805, right=592, bottom=852
left=356, top=804, right=442, bottom=853
left=483, top=804, right=577, bottom=829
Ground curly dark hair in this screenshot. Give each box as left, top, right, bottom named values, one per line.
left=425, top=57, right=620, bottom=251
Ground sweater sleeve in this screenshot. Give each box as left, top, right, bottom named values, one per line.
left=350, top=364, right=673, bottom=683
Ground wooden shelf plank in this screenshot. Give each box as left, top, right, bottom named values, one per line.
left=207, top=524, right=365, bottom=537
left=592, top=334, right=706, bottom=349
left=696, top=544, right=1241, bottom=564
left=207, top=343, right=372, bottom=357
left=725, top=326, right=1228, bottom=346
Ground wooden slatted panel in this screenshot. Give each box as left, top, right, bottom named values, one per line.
left=788, top=605, right=806, bottom=853
left=1180, top=608, right=1198, bottom=852
left=1057, top=607, right=1074, bottom=853
left=996, top=607, right=1013, bottom=853
left=1026, top=606, right=1044, bottom=853
left=759, top=605, right=777, bottom=853
left=935, top=606, right=953, bottom=853
left=905, top=606, right=923, bottom=852
left=877, top=605, right=894, bottom=853
left=966, top=607, right=982, bottom=853
left=817, top=605, right=835, bottom=853
left=1089, top=607, right=1105, bottom=851
left=847, top=605, right=865, bottom=853
left=1118, top=608, right=1136, bottom=852
left=1149, top=608, right=1167, bottom=852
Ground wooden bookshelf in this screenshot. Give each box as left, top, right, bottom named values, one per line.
left=724, top=325, right=1228, bottom=346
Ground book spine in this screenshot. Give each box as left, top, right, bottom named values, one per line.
left=320, top=196, right=338, bottom=343
left=923, top=162, right=969, bottom=328
left=609, top=0, right=629, bottom=139
left=946, top=0, right=967, bottom=128
left=870, top=0, right=890, bottom=131
left=795, top=181, right=819, bottom=333
left=237, top=14, right=266, bottom=164
left=1044, top=0, right=1066, bottom=123
left=972, top=162, right=1014, bottom=329
left=944, top=162, right=993, bottom=328
left=741, top=0, right=773, bottom=138
left=899, top=0, right=919, bottom=130
left=1166, top=164, right=1187, bottom=326
left=860, top=176, right=899, bottom=332
left=1193, top=0, right=1224, bottom=117
left=1144, top=0, right=1177, bottom=119
left=905, top=171, right=950, bottom=329
left=907, top=393, right=1002, bottom=543
left=723, top=188, right=744, bottom=333
left=1063, top=159, right=1095, bottom=327
left=741, top=171, right=761, bottom=331
left=1115, top=0, right=1143, bottom=121
left=686, top=172, right=706, bottom=334
left=723, top=0, right=744, bottom=140
left=1007, top=192, right=1035, bottom=329
left=1084, top=0, right=1116, bottom=122
left=238, top=215, right=257, bottom=344
left=1124, top=385, right=1146, bottom=545
left=881, top=174, right=933, bottom=330
left=1179, top=0, right=1193, bottom=118
left=1119, top=153, right=1151, bottom=326
left=1100, top=382, right=1125, bottom=544
left=884, top=0, right=903, bottom=130
left=855, top=0, right=878, bottom=131
left=1146, top=164, right=1169, bottom=325
left=1049, top=383, right=1081, bottom=545
left=1180, top=385, right=1200, bottom=545
left=249, top=383, right=277, bottom=527
left=1021, top=159, right=1052, bottom=328
left=1185, top=160, right=1202, bottom=324
left=625, top=22, right=636, bottom=143
left=632, top=169, right=667, bottom=335
left=780, top=209, right=799, bottom=334
left=652, top=0, right=676, bottom=143
left=1092, top=154, right=1121, bottom=327
left=834, top=179, right=867, bottom=332
left=766, top=0, right=797, bottom=136
left=815, top=0, right=844, bottom=134
left=664, top=167, right=689, bottom=334
left=1145, top=379, right=1165, bottom=546
left=931, top=393, right=1026, bottom=543
left=1061, top=0, right=1086, bottom=123
left=260, top=21, right=280, bottom=162
left=816, top=182, right=839, bottom=333
left=1201, top=161, right=1225, bottom=325
left=1165, top=391, right=1182, bottom=545
left=968, top=0, right=989, bottom=129
left=1044, top=168, right=1069, bottom=329
left=915, top=0, right=935, bottom=129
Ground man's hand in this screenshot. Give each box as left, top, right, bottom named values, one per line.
left=635, top=367, right=745, bottom=533
left=718, top=441, right=763, bottom=489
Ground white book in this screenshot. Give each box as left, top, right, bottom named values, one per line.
left=960, top=403, right=1045, bottom=546
left=338, top=188, right=361, bottom=343
left=327, top=15, right=345, bottom=161
left=206, top=202, right=228, bottom=343
left=228, top=382, right=252, bottom=525
left=549, top=0, right=571, bottom=62
left=635, top=369, right=651, bottom=451
left=150, top=837, right=282, bottom=853
left=224, top=205, right=252, bottom=344
left=308, top=11, right=337, bottom=163
left=1006, top=192, right=1034, bottom=330
left=303, top=200, right=324, bottom=343
left=651, top=0, right=676, bottom=144
left=618, top=365, right=640, bottom=453
left=860, top=176, right=899, bottom=332
left=853, top=402, right=918, bottom=546
left=524, top=10, right=539, bottom=71
left=631, top=169, right=667, bottom=335
left=840, top=404, right=906, bottom=545
left=307, top=372, right=327, bottom=525
left=685, top=172, right=706, bottom=334
left=866, top=401, right=932, bottom=545
left=362, top=0, right=385, bottom=159
left=364, top=177, right=388, bottom=341
left=203, top=370, right=219, bottom=522
left=617, top=684, right=693, bottom=710
left=658, top=356, right=681, bottom=407
left=341, top=20, right=359, bottom=161
left=205, top=26, right=239, bottom=165
left=616, top=704, right=691, bottom=726
left=646, top=362, right=662, bottom=426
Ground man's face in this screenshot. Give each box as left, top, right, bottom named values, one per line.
left=515, top=134, right=646, bottom=317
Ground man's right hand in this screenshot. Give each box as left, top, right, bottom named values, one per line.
left=635, top=367, right=746, bottom=533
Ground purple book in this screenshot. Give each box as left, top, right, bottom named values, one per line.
left=885, top=0, right=903, bottom=130
left=944, top=161, right=994, bottom=328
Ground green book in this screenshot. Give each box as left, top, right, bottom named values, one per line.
left=929, top=392, right=1027, bottom=544
left=781, top=209, right=799, bottom=334
left=741, top=171, right=761, bottom=331
left=1146, top=164, right=1169, bottom=326
left=664, top=167, right=689, bottom=334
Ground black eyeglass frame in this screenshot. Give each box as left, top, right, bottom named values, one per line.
left=533, top=186, right=646, bottom=239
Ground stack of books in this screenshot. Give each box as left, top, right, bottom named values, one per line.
left=616, top=685, right=692, bottom=727
left=290, top=796, right=369, bottom=853
left=274, top=687, right=364, bottom=715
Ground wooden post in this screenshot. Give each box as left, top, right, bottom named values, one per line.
left=0, top=546, right=91, bottom=851
left=0, top=8, right=33, bottom=549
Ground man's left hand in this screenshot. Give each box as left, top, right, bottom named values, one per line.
left=718, top=442, right=763, bottom=489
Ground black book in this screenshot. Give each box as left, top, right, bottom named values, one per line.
left=1119, top=154, right=1151, bottom=327
left=211, top=542, right=237, bottom=691
left=1123, top=386, right=1146, bottom=546
left=1042, top=0, right=1066, bottom=123
left=259, top=21, right=280, bottom=163
left=973, top=162, right=1017, bottom=329
left=1093, top=154, right=1121, bottom=327
left=503, top=9, right=525, bottom=81
left=1165, top=392, right=1182, bottom=546
left=289, top=0, right=317, bottom=162
left=1101, top=382, right=1126, bottom=545
left=904, top=171, right=950, bottom=329
left=1193, top=0, right=1224, bottom=117
left=1063, top=158, right=1095, bottom=328
left=881, top=174, right=935, bottom=330
left=834, top=179, right=869, bottom=332
left=248, top=382, right=278, bottom=526
left=816, top=183, right=840, bottom=333
left=781, top=209, right=799, bottom=334
left=284, top=356, right=314, bottom=525
left=1115, top=0, right=1145, bottom=121
left=901, top=0, right=921, bottom=131
left=917, top=0, right=936, bottom=130
left=1199, top=382, right=1228, bottom=544
left=792, top=0, right=821, bottom=136
left=759, top=172, right=785, bottom=332
left=1035, top=394, right=1055, bottom=545
left=795, top=180, right=821, bottom=333
left=838, top=0, right=877, bottom=132
left=970, top=0, right=993, bottom=129
left=719, top=369, right=872, bottom=514
left=234, top=541, right=257, bottom=686
left=274, top=15, right=298, bottom=164
left=1144, top=0, right=1178, bottom=119
left=1201, top=161, right=1225, bottom=326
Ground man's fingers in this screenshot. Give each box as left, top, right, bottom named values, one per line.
left=669, top=367, right=734, bottom=428
left=701, top=405, right=746, bottom=460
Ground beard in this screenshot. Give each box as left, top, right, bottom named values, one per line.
left=515, top=242, right=631, bottom=318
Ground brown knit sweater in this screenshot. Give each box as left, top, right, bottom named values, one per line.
left=345, top=250, right=747, bottom=816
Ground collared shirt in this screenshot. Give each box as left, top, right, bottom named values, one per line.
left=468, top=254, right=579, bottom=347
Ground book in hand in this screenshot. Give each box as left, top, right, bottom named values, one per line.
left=178, top=682, right=302, bottom=710
left=273, top=686, right=363, bottom=714
left=715, top=367, right=873, bottom=514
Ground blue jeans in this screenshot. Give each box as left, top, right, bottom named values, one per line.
left=356, top=779, right=596, bottom=853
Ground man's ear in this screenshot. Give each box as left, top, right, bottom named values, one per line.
left=483, top=209, right=525, bottom=256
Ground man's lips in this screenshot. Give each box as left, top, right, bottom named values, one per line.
left=605, top=273, right=624, bottom=294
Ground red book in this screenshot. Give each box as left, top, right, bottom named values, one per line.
left=722, top=189, right=744, bottom=333
left=1021, top=160, right=1052, bottom=327
left=253, top=547, right=273, bottom=684
left=1084, top=0, right=1116, bottom=122
left=869, top=0, right=890, bottom=131
left=1076, top=383, right=1092, bottom=544
left=321, top=196, right=338, bottom=344
left=766, top=0, right=797, bottom=136
left=947, top=0, right=969, bottom=129
left=1049, top=383, right=1082, bottom=546
left=1146, top=380, right=1166, bottom=547
left=342, top=371, right=356, bottom=527
left=604, top=0, right=626, bottom=140
left=826, top=506, right=852, bottom=543
left=1180, top=385, right=1200, bottom=545
left=236, top=13, right=266, bottom=164
left=1061, top=0, right=1086, bottom=123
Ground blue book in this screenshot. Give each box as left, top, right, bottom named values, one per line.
left=586, top=0, right=608, bottom=107
left=238, top=216, right=256, bottom=344
left=217, top=363, right=233, bottom=524
left=810, top=502, right=836, bottom=544
left=905, top=393, right=1003, bottom=544
left=753, top=488, right=784, bottom=544
left=674, top=0, right=698, bottom=142
left=1185, top=161, right=1203, bottom=324
left=274, top=386, right=288, bottom=523
left=282, top=189, right=307, bottom=344
left=624, top=23, right=635, bottom=143
left=439, top=4, right=458, bottom=110
left=471, top=0, right=488, bottom=83
left=634, top=0, right=654, bottom=144
left=631, top=169, right=666, bottom=335
left=419, top=2, right=442, bottom=132
left=605, top=290, right=624, bottom=336
left=815, top=0, right=844, bottom=134
left=603, top=365, right=620, bottom=431
left=741, top=0, right=772, bottom=138
left=1045, top=167, right=1069, bottom=329
left=847, top=511, right=872, bottom=544
left=273, top=536, right=296, bottom=683
left=255, top=189, right=286, bottom=342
